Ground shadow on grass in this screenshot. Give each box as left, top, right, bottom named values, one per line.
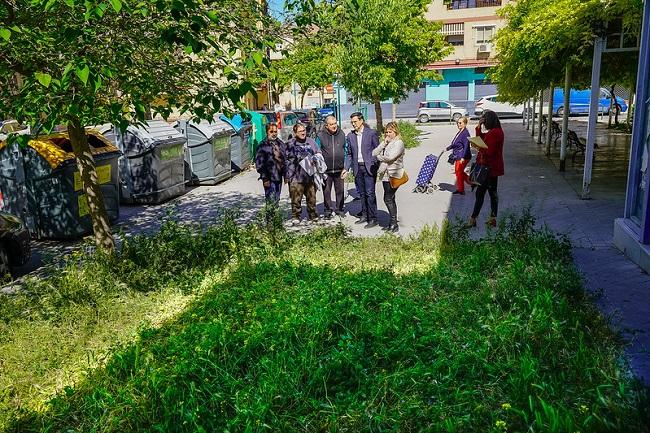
left=5, top=212, right=650, bottom=433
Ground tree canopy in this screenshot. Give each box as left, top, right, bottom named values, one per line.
left=0, top=0, right=278, bottom=251
left=284, top=0, right=449, bottom=130
left=489, top=0, right=643, bottom=103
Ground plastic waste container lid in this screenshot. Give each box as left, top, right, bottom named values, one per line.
left=0, top=129, right=119, bottom=169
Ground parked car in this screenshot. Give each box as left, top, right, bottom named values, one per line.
left=552, top=87, right=628, bottom=116
left=417, top=101, right=468, bottom=123
left=256, top=110, right=300, bottom=142
left=294, top=109, right=324, bottom=138
left=474, top=95, right=524, bottom=117
left=0, top=120, right=30, bottom=142
left=0, top=212, right=31, bottom=279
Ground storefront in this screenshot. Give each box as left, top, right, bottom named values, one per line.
left=614, top=1, right=650, bottom=271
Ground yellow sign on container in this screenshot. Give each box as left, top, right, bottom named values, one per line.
left=78, top=194, right=89, bottom=217
left=74, top=164, right=112, bottom=191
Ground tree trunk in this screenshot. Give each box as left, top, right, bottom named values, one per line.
left=559, top=64, right=572, bottom=172
left=68, top=117, right=116, bottom=253
left=374, top=97, right=383, bottom=133
left=300, top=91, right=306, bottom=109
left=537, top=89, right=544, bottom=144
left=545, top=83, right=554, bottom=157
left=608, top=84, right=615, bottom=127
left=392, top=100, right=397, bottom=122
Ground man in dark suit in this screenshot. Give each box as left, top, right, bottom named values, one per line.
left=342, top=111, right=379, bottom=228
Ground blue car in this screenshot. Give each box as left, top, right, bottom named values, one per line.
left=552, top=87, right=627, bottom=116
left=318, top=102, right=337, bottom=118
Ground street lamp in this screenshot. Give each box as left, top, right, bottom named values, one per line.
left=333, top=79, right=343, bottom=120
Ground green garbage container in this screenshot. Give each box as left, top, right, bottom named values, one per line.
left=243, top=110, right=268, bottom=158
left=0, top=131, right=121, bottom=239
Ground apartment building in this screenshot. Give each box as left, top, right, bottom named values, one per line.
left=424, top=0, right=512, bottom=112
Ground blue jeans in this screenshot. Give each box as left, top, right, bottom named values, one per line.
left=355, top=163, right=377, bottom=221
left=264, top=180, right=282, bottom=203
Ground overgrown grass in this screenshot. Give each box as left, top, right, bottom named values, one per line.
left=1, top=210, right=648, bottom=432
left=397, top=120, right=422, bottom=149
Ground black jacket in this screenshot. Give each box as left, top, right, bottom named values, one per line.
left=316, top=127, right=346, bottom=173
left=255, top=137, right=286, bottom=183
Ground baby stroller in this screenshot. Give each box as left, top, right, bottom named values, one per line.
left=413, top=151, right=444, bottom=194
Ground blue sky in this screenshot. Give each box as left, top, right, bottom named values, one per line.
left=268, top=0, right=286, bottom=18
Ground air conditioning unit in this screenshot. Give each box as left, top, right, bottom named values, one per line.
left=478, top=43, right=492, bottom=53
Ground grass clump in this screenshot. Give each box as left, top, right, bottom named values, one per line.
left=397, top=120, right=422, bottom=149
left=3, top=211, right=648, bottom=433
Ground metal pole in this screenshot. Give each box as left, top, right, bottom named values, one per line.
left=537, top=89, right=544, bottom=144
left=546, top=83, right=555, bottom=156
left=582, top=36, right=604, bottom=199
left=526, top=99, right=530, bottom=130
left=560, top=64, right=572, bottom=171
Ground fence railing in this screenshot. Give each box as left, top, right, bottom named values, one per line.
left=446, top=0, right=502, bottom=10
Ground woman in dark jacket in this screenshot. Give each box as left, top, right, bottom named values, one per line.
left=446, top=116, right=472, bottom=195
left=468, top=110, right=504, bottom=228
left=255, top=122, right=286, bottom=203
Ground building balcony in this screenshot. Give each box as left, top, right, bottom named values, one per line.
left=445, top=0, right=502, bottom=10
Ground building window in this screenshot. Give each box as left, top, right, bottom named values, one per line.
left=475, top=25, right=495, bottom=44
left=446, top=35, right=464, bottom=46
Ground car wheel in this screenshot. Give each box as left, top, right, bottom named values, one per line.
left=418, top=114, right=429, bottom=123
left=452, top=113, right=462, bottom=122
left=556, top=107, right=564, bottom=117
left=0, top=245, right=11, bottom=282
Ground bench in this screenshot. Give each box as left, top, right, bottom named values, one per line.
left=569, top=129, right=598, bottom=162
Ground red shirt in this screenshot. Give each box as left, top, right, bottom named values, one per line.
left=475, top=125, right=504, bottom=177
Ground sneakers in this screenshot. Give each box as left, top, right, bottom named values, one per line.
left=335, top=210, right=346, bottom=217
left=290, top=218, right=301, bottom=226
left=465, top=217, right=477, bottom=228
left=452, top=190, right=465, bottom=195
left=323, top=213, right=333, bottom=220
left=486, top=217, right=497, bottom=228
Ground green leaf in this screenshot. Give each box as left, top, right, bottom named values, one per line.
left=252, top=52, right=263, bottom=66
left=35, top=72, right=52, bottom=88
left=184, top=45, right=193, bottom=54
left=110, top=0, right=122, bottom=13
left=206, top=10, right=218, bottom=23
left=64, top=0, right=75, bottom=7
left=62, top=63, right=74, bottom=79
left=0, top=28, right=10, bottom=42
left=76, top=65, right=90, bottom=86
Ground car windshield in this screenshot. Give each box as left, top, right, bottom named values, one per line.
left=295, top=112, right=309, bottom=121
left=260, top=112, right=276, bottom=123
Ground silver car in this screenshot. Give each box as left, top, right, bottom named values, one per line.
left=417, top=101, right=468, bottom=123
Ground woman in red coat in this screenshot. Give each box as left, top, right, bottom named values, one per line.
left=469, top=110, right=504, bottom=228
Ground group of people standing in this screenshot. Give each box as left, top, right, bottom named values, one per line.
left=255, top=108, right=505, bottom=231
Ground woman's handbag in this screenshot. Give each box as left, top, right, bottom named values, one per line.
left=469, top=163, right=490, bottom=186
left=389, top=171, right=409, bottom=189
left=447, top=153, right=456, bottom=165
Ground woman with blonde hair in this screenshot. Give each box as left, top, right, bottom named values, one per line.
left=372, top=121, right=406, bottom=232
left=446, top=116, right=472, bottom=195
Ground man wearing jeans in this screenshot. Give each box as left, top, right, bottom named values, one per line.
left=342, top=112, right=379, bottom=228
left=316, top=115, right=347, bottom=218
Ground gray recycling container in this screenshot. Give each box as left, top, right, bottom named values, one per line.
left=0, top=131, right=121, bottom=239
left=230, top=123, right=252, bottom=172
left=173, top=119, right=233, bottom=185
left=98, top=121, right=187, bottom=204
